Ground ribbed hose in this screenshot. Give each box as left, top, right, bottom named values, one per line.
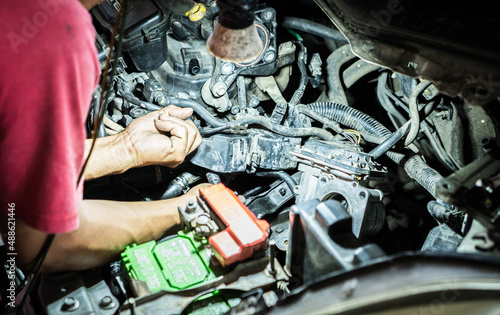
left=306, top=102, right=392, bottom=137
left=303, top=102, right=443, bottom=197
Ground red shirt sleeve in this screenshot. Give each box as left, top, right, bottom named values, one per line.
left=0, top=0, right=100, bottom=233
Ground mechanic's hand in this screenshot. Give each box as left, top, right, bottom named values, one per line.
left=124, top=105, right=202, bottom=168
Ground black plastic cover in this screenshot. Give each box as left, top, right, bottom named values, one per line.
left=92, top=0, right=169, bottom=71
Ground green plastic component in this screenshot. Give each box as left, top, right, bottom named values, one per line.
left=121, top=230, right=217, bottom=293
left=183, top=291, right=242, bottom=315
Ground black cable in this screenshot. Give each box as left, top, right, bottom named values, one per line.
left=255, top=171, right=298, bottom=197
left=164, top=97, right=226, bottom=128
left=289, top=41, right=309, bottom=106
left=369, top=100, right=438, bottom=159
left=117, top=84, right=163, bottom=111
left=282, top=17, right=348, bottom=44
left=200, top=115, right=335, bottom=140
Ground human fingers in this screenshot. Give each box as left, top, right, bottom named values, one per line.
left=155, top=116, right=201, bottom=154
left=158, top=105, right=193, bottom=120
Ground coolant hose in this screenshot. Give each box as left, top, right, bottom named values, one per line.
left=303, top=102, right=443, bottom=197
left=164, top=97, right=226, bottom=128
left=342, top=59, right=381, bottom=88
left=326, top=45, right=357, bottom=105
left=255, top=171, right=298, bottom=197
left=282, top=17, right=348, bottom=44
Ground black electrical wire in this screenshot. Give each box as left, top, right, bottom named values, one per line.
left=163, top=97, right=226, bottom=128
left=255, top=171, right=298, bottom=197
left=289, top=41, right=309, bottom=106
left=282, top=16, right=348, bottom=44
left=376, top=72, right=407, bottom=127
left=369, top=100, right=438, bottom=159
left=117, top=84, right=163, bottom=111
left=200, top=115, right=335, bottom=140
left=93, top=91, right=107, bottom=137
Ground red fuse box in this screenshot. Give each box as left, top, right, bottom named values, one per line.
left=200, top=184, right=270, bottom=267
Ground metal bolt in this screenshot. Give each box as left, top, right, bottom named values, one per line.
left=262, top=9, right=274, bottom=21
left=249, top=95, right=260, bottom=107
left=99, top=296, right=115, bottom=309
left=213, top=82, right=227, bottom=97
left=279, top=188, right=287, bottom=196
left=275, top=226, right=284, bottom=233
left=221, top=62, right=234, bottom=75
left=186, top=200, right=198, bottom=213
left=231, top=106, right=240, bottom=115
left=263, top=51, right=276, bottom=63
left=61, top=297, right=80, bottom=312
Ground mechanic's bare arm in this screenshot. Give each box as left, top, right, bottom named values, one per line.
left=84, top=106, right=202, bottom=180
left=9, top=184, right=209, bottom=273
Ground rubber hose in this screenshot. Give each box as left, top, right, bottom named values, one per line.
left=369, top=100, right=437, bottom=159
left=296, top=106, right=343, bottom=133
left=376, top=72, right=407, bottom=127
left=255, top=171, right=298, bottom=197
left=405, top=80, right=432, bottom=146
left=118, top=90, right=163, bottom=111
left=202, top=115, right=335, bottom=140
left=369, top=121, right=411, bottom=159
left=282, top=17, right=348, bottom=44
left=164, top=97, right=226, bottom=128
left=326, top=45, right=357, bottom=105
left=342, top=59, right=381, bottom=89
left=160, top=181, right=184, bottom=200
left=93, top=99, right=107, bottom=137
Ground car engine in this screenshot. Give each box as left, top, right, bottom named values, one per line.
left=24, top=0, right=500, bottom=314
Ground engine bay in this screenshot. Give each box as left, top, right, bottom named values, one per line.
left=33, top=0, right=500, bottom=313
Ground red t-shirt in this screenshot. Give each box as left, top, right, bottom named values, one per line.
left=0, top=0, right=100, bottom=233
